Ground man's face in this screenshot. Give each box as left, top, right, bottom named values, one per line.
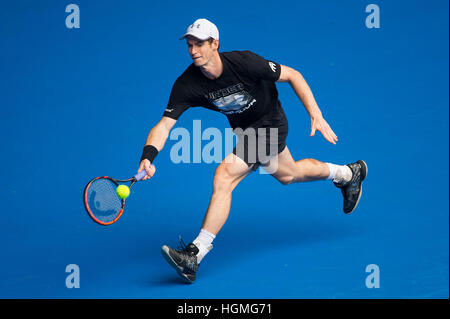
left=186, top=36, right=218, bottom=67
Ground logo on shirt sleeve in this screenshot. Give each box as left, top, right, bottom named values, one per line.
left=268, top=61, right=277, bottom=73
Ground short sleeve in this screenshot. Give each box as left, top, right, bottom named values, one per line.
left=163, top=78, right=193, bottom=119
left=241, top=51, right=281, bottom=82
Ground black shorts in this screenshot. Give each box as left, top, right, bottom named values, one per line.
left=232, top=102, right=288, bottom=171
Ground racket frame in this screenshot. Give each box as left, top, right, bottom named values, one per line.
left=83, top=175, right=139, bottom=226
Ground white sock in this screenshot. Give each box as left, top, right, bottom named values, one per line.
left=326, top=163, right=352, bottom=184
left=193, top=229, right=215, bottom=263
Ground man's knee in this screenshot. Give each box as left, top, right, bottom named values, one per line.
left=213, top=165, right=233, bottom=193
left=277, top=175, right=296, bottom=186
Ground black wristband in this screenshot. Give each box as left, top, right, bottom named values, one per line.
left=140, top=145, right=159, bottom=163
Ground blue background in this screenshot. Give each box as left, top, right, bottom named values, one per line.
left=0, top=0, right=448, bottom=298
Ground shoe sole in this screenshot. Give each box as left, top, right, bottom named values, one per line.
left=345, top=160, right=368, bottom=215
left=161, top=245, right=195, bottom=284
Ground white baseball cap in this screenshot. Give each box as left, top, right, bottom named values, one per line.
left=180, top=18, right=219, bottom=41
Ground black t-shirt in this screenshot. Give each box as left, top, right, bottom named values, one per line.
left=163, top=50, right=285, bottom=130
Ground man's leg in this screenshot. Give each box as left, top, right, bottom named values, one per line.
left=190, top=152, right=253, bottom=264
left=201, top=152, right=253, bottom=235
left=266, top=146, right=331, bottom=184
left=161, top=152, right=253, bottom=283
left=264, top=146, right=367, bottom=213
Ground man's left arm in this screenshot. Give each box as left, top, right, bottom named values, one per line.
left=278, top=65, right=338, bottom=145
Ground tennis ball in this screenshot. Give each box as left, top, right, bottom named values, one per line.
left=116, top=185, right=130, bottom=199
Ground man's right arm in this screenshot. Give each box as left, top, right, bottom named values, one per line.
left=138, top=116, right=177, bottom=180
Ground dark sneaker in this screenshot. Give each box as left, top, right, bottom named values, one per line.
left=161, top=237, right=199, bottom=283
left=334, top=160, right=368, bottom=214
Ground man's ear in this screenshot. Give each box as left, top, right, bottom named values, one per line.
left=213, top=39, right=219, bottom=50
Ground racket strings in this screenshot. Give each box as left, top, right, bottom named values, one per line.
left=86, top=178, right=123, bottom=223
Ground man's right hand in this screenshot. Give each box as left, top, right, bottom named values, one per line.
left=138, top=159, right=156, bottom=181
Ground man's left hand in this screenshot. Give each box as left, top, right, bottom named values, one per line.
left=310, top=115, right=338, bottom=145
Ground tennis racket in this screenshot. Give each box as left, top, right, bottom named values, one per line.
left=83, top=170, right=148, bottom=225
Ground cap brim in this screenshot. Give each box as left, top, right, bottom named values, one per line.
left=179, top=32, right=210, bottom=41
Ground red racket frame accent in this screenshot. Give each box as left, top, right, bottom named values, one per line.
left=83, top=176, right=125, bottom=226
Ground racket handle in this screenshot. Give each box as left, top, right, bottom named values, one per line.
left=134, top=170, right=147, bottom=181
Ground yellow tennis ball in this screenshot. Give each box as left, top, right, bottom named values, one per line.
left=116, top=185, right=130, bottom=199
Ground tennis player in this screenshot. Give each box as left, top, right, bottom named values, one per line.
left=137, top=19, right=368, bottom=283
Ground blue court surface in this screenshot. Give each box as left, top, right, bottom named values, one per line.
left=0, top=0, right=448, bottom=299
